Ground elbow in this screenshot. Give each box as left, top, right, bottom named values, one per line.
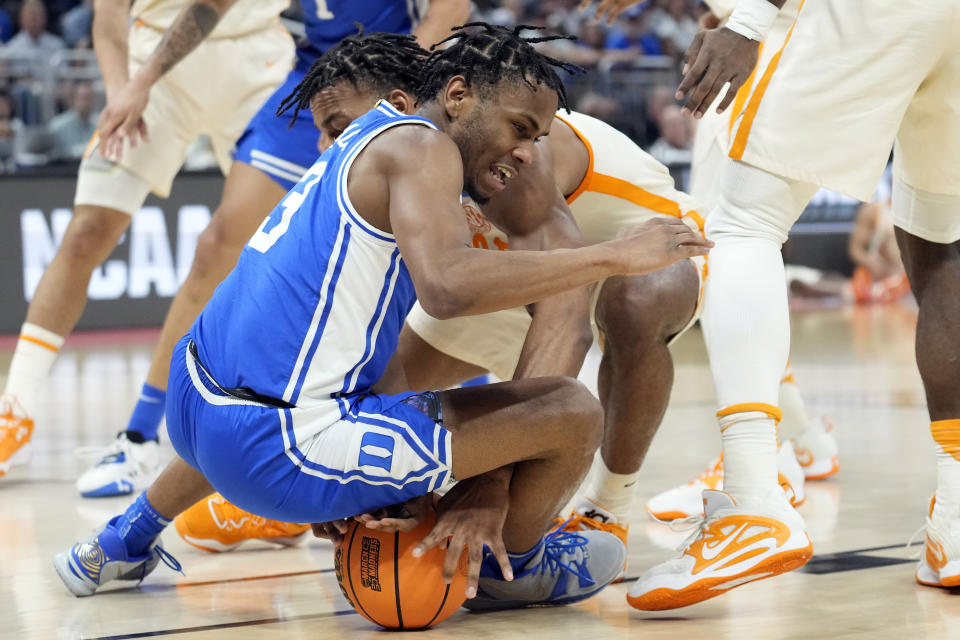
left=416, top=283, right=466, bottom=320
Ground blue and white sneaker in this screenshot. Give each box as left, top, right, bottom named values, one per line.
left=76, top=433, right=161, bottom=498
left=53, top=516, right=181, bottom=596
left=463, top=525, right=626, bottom=611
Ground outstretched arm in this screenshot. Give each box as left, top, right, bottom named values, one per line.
left=93, top=0, right=132, bottom=98
left=383, top=128, right=712, bottom=320
left=95, top=0, right=239, bottom=159
left=412, top=0, right=471, bottom=49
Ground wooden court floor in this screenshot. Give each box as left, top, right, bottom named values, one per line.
left=2, top=305, right=958, bottom=639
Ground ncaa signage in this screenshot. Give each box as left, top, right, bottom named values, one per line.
left=0, top=171, right=225, bottom=334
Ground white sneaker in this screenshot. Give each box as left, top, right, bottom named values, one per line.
left=646, top=456, right=723, bottom=521
left=778, top=440, right=806, bottom=507
left=792, top=416, right=839, bottom=480
left=76, top=433, right=161, bottom=498
left=915, top=497, right=960, bottom=588
left=628, top=490, right=812, bottom=610
left=646, top=448, right=805, bottom=521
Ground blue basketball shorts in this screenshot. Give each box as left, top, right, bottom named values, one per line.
left=166, top=336, right=452, bottom=523
left=232, top=65, right=322, bottom=191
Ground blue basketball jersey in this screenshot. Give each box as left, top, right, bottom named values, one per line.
left=191, top=102, right=436, bottom=433
left=298, top=0, right=424, bottom=68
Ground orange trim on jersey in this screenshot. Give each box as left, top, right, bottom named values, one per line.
left=729, top=0, right=806, bottom=161
left=554, top=113, right=699, bottom=231
left=588, top=173, right=684, bottom=217
left=932, top=419, right=960, bottom=462
left=553, top=114, right=595, bottom=205
left=781, top=372, right=796, bottom=384
left=82, top=131, right=99, bottom=161
left=684, top=209, right=706, bottom=232
left=717, top=402, right=783, bottom=426
left=727, top=42, right=765, bottom=137
left=19, top=334, right=60, bottom=353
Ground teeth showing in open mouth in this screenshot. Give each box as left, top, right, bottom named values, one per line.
left=493, top=165, right=514, bottom=185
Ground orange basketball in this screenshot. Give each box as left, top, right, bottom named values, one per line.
left=334, top=509, right=468, bottom=629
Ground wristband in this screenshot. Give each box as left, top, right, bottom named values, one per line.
left=725, top=0, right=779, bottom=41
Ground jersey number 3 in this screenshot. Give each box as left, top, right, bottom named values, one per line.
left=248, top=162, right=327, bottom=253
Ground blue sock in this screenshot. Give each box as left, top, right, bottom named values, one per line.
left=114, top=492, right=170, bottom=556
left=460, top=375, right=490, bottom=387
left=125, top=382, right=166, bottom=441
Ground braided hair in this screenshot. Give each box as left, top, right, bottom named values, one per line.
left=416, top=23, right=581, bottom=111
left=277, top=29, right=428, bottom=126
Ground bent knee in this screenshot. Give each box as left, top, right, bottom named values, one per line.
left=553, top=378, right=603, bottom=453
left=597, top=271, right=696, bottom=345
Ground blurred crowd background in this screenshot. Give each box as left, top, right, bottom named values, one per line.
left=0, top=0, right=906, bottom=306
left=0, top=0, right=699, bottom=173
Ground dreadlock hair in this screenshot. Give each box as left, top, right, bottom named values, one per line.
left=276, top=28, right=428, bottom=126
left=416, top=23, right=581, bottom=112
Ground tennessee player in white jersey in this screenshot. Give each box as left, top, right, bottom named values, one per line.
left=610, top=0, right=960, bottom=611
left=0, top=0, right=293, bottom=480
left=53, top=27, right=711, bottom=606
left=645, top=0, right=838, bottom=523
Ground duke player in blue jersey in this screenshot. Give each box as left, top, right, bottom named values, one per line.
left=55, top=25, right=712, bottom=609
left=78, top=0, right=470, bottom=498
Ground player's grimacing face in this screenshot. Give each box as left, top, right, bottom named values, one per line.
left=453, top=81, right=557, bottom=205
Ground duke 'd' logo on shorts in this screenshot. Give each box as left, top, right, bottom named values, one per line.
left=360, top=537, right=382, bottom=591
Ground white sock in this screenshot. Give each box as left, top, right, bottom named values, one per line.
left=700, top=161, right=817, bottom=509
left=579, top=456, right=641, bottom=524
left=719, top=411, right=780, bottom=507
left=4, top=323, right=64, bottom=416
left=778, top=368, right=810, bottom=442
left=931, top=420, right=960, bottom=523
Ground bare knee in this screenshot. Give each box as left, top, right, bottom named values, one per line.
left=58, top=206, right=130, bottom=267
left=552, top=377, right=603, bottom=455
left=597, top=272, right=692, bottom=349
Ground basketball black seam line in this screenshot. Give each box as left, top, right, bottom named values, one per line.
left=346, top=526, right=374, bottom=623
left=394, top=530, right=404, bottom=629
left=426, top=581, right=451, bottom=629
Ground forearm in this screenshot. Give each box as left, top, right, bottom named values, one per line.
left=512, top=291, right=593, bottom=379
left=131, top=1, right=230, bottom=90
left=93, top=0, right=132, bottom=95
left=412, top=0, right=470, bottom=49
left=423, top=244, right=619, bottom=320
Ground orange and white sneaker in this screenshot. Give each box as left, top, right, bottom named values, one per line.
left=175, top=493, right=310, bottom=552
left=558, top=501, right=629, bottom=580
left=628, top=490, right=813, bottom=611
left=915, top=497, right=960, bottom=588
left=793, top=416, right=839, bottom=480
left=0, top=395, right=34, bottom=478
left=646, top=445, right=806, bottom=521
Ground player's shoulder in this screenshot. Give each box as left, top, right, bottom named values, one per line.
left=364, top=123, right=462, bottom=175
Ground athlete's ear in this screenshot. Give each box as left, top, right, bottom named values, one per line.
left=443, top=75, right=470, bottom=120
left=387, top=89, right=416, bottom=115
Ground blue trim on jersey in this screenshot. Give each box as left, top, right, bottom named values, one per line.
left=288, top=223, right=353, bottom=406
left=335, top=128, right=397, bottom=242
left=340, top=248, right=402, bottom=395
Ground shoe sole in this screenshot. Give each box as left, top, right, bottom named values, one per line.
left=627, top=540, right=813, bottom=611
left=802, top=457, right=839, bottom=481
left=463, top=588, right=609, bottom=612
left=53, top=551, right=95, bottom=597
